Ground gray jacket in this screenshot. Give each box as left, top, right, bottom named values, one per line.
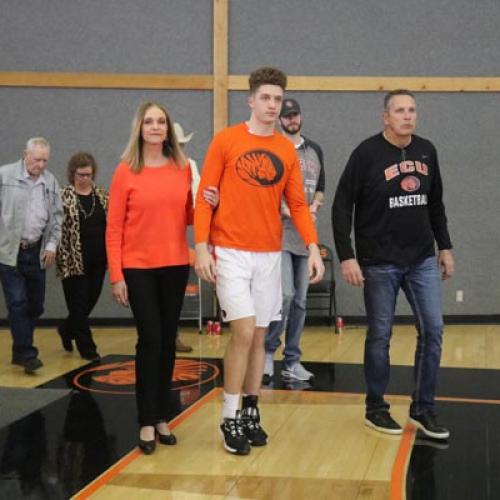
left=282, top=136, right=325, bottom=256
left=0, top=159, right=63, bottom=268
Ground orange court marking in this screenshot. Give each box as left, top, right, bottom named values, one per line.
left=266, top=388, right=500, bottom=406
left=72, top=385, right=500, bottom=499
left=72, top=387, right=222, bottom=499
left=390, top=424, right=416, bottom=500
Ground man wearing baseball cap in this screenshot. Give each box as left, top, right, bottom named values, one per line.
left=264, top=97, right=326, bottom=384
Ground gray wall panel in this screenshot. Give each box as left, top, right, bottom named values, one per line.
left=0, top=88, right=212, bottom=319
left=0, top=0, right=212, bottom=73
left=229, top=0, right=500, bottom=76
left=0, top=1, right=499, bottom=321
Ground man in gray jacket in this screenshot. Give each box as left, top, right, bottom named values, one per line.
left=0, top=137, right=63, bottom=373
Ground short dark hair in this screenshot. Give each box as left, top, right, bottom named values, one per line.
left=384, top=89, right=415, bottom=110
left=248, top=67, right=287, bottom=94
left=67, top=151, right=98, bottom=184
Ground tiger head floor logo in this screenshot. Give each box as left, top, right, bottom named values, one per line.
left=236, top=149, right=284, bottom=187
left=72, top=358, right=220, bottom=395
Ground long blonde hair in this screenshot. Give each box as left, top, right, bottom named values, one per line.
left=121, top=101, right=187, bottom=173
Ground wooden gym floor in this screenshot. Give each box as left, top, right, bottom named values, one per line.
left=0, top=324, right=499, bottom=499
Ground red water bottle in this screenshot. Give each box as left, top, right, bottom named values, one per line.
left=206, top=320, right=213, bottom=335
left=335, top=316, right=344, bottom=334
left=212, top=321, right=221, bottom=335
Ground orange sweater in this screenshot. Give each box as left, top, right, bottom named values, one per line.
left=194, top=123, right=318, bottom=251
left=106, top=161, right=193, bottom=283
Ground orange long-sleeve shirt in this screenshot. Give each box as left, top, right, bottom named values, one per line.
left=194, top=123, right=318, bottom=251
left=106, top=161, right=193, bottom=283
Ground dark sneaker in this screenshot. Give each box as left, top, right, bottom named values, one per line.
left=414, top=432, right=450, bottom=450
left=241, top=405, right=268, bottom=446
left=12, top=357, right=43, bottom=375
left=365, top=411, right=403, bottom=435
left=57, top=324, right=73, bottom=352
left=219, top=411, right=250, bottom=455
left=409, top=413, right=450, bottom=440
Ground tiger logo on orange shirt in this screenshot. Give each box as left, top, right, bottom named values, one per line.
left=236, top=149, right=284, bottom=187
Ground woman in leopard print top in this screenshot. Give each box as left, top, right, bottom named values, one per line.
left=56, top=152, right=108, bottom=361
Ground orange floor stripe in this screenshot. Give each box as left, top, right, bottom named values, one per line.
left=71, top=385, right=497, bottom=499
left=436, top=395, right=500, bottom=405
left=268, top=388, right=500, bottom=406
left=72, top=387, right=222, bottom=499
left=390, top=424, right=416, bottom=500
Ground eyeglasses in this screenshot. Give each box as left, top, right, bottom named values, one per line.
left=75, top=173, right=93, bottom=178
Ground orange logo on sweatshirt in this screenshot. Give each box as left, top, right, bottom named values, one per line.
left=400, top=175, right=421, bottom=193
left=236, top=149, right=284, bottom=187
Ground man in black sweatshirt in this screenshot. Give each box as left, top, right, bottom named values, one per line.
left=332, top=89, right=454, bottom=440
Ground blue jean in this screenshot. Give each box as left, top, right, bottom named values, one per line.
left=266, top=251, right=309, bottom=366
left=362, top=256, right=443, bottom=417
left=0, top=247, right=45, bottom=361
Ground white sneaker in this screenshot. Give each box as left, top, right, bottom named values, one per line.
left=281, top=362, right=314, bottom=381
left=264, top=353, right=274, bottom=377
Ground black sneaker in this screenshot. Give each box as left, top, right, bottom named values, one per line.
left=414, top=432, right=450, bottom=450
left=219, top=411, right=251, bottom=455
left=409, top=413, right=450, bottom=440
left=241, top=405, right=268, bottom=446
left=12, top=357, right=43, bottom=375
left=365, top=411, right=403, bottom=435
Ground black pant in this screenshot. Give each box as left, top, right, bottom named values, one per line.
left=61, top=265, right=106, bottom=356
left=124, top=265, right=189, bottom=426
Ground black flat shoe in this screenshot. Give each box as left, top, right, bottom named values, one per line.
left=138, top=438, right=156, bottom=455
left=80, top=351, right=101, bottom=362
left=157, top=431, right=177, bottom=445
left=57, top=325, right=73, bottom=352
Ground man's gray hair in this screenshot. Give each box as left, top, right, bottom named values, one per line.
left=25, top=137, right=50, bottom=151
left=384, top=89, right=415, bottom=110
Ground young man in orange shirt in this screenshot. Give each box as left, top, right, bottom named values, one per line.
left=194, top=67, right=324, bottom=455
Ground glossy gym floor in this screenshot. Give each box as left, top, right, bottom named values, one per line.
left=0, top=324, right=499, bottom=499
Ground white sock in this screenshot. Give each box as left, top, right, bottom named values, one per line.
left=222, top=392, right=240, bottom=420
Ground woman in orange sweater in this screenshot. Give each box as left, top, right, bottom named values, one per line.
left=106, top=101, right=193, bottom=454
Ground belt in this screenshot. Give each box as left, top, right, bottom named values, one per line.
left=19, top=239, right=41, bottom=250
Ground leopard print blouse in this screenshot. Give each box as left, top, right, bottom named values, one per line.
left=56, top=185, right=108, bottom=279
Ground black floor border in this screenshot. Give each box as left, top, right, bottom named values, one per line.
left=2, top=314, right=500, bottom=328
left=2, top=356, right=499, bottom=500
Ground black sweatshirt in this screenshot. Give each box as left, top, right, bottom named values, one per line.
left=332, top=132, right=452, bottom=266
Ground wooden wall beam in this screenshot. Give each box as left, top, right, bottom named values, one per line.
left=1, top=72, right=498, bottom=93
left=0, top=71, right=213, bottom=90
left=228, top=75, right=500, bottom=92
left=213, top=0, right=229, bottom=133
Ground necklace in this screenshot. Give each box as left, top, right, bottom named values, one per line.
left=77, top=191, right=96, bottom=220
